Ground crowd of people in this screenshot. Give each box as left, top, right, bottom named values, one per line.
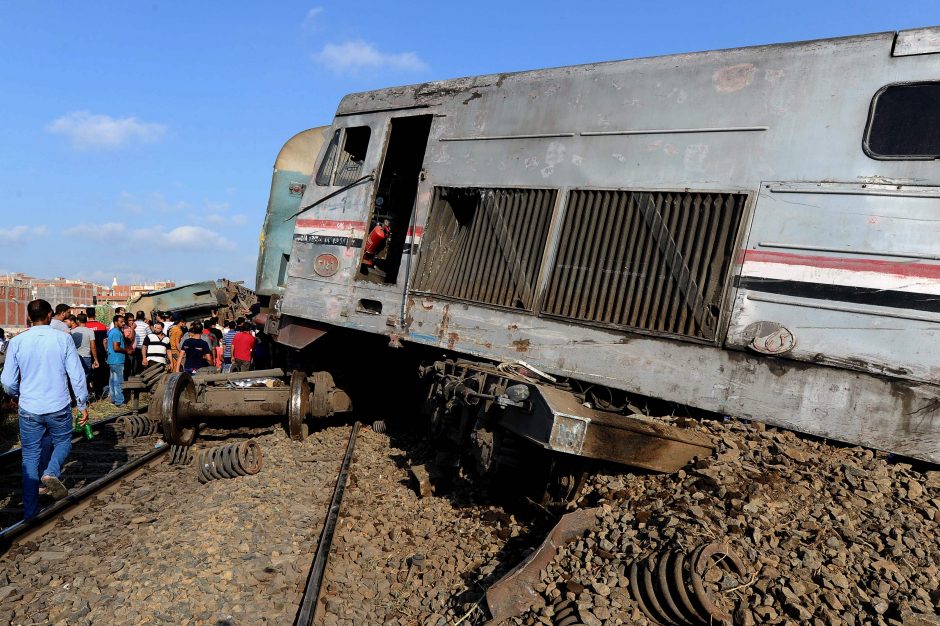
left=0, top=298, right=266, bottom=519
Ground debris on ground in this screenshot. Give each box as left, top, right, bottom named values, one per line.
left=512, top=418, right=940, bottom=626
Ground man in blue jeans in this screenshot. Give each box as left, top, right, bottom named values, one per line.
left=106, top=314, right=133, bottom=405
left=1, top=299, right=88, bottom=518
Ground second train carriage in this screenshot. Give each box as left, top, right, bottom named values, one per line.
left=257, top=26, right=940, bottom=470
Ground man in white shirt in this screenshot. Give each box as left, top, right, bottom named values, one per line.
left=49, top=303, right=71, bottom=333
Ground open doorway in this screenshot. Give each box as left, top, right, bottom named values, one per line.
left=358, top=115, right=433, bottom=284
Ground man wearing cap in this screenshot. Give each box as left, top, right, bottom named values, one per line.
left=1, top=299, right=88, bottom=518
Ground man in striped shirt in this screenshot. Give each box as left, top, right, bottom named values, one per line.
left=142, top=322, right=171, bottom=368
left=221, top=321, right=237, bottom=373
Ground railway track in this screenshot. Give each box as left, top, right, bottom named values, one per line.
left=0, top=408, right=165, bottom=541
left=295, top=421, right=359, bottom=626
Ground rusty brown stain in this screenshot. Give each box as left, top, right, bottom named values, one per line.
left=507, top=323, right=519, bottom=331
left=512, top=339, right=530, bottom=353
left=447, top=332, right=459, bottom=350
left=484, top=342, right=492, bottom=349
left=713, top=63, right=756, bottom=93
left=437, top=304, right=451, bottom=340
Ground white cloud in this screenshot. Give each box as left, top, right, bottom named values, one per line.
left=205, top=200, right=231, bottom=212
left=303, top=6, right=323, bottom=28
left=0, top=225, right=48, bottom=245
left=46, top=111, right=166, bottom=150
left=314, top=40, right=428, bottom=74
left=134, top=225, right=236, bottom=252
left=118, top=191, right=188, bottom=214
left=206, top=213, right=249, bottom=227
left=64, top=222, right=126, bottom=239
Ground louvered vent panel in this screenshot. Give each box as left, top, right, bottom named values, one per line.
left=543, top=190, right=746, bottom=340
left=412, top=187, right=556, bottom=309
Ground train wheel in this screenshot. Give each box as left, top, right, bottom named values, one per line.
left=288, top=370, right=310, bottom=441
left=161, top=372, right=197, bottom=446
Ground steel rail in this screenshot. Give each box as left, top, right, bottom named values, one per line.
left=0, top=442, right=169, bottom=551
left=295, top=422, right=360, bottom=626
left=0, top=408, right=145, bottom=466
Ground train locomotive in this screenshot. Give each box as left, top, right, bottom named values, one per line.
left=172, top=26, right=940, bottom=498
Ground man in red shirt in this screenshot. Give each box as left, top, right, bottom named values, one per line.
left=83, top=307, right=107, bottom=332
left=230, top=324, right=256, bottom=372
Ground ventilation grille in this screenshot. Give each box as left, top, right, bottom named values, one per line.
left=542, top=190, right=746, bottom=340
left=412, top=187, right=556, bottom=309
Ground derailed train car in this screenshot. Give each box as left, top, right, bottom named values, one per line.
left=259, top=27, right=940, bottom=480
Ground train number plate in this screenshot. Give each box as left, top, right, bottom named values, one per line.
left=313, top=253, right=339, bottom=277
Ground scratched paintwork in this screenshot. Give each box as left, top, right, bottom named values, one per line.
left=276, top=27, right=940, bottom=462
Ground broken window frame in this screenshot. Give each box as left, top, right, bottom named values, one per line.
left=314, top=126, right=372, bottom=186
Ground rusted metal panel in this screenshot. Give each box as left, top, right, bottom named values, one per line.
left=506, top=384, right=714, bottom=472
left=401, top=295, right=940, bottom=463
left=485, top=507, right=599, bottom=624
left=130, top=279, right=256, bottom=322
left=543, top=189, right=745, bottom=341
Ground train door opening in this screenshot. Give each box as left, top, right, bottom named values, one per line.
left=358, top=115, right=433, bottom=284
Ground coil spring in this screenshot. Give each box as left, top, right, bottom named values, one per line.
left=168, top=444, right=194, bottom=466
left=628, top=543, right=747, bottom=626
left=196, top=440, right=263, bottom=483
left=371, top=420, right=386, bottom=434
left=117, top=414, right=158, bottom=439
left=552, top=600, right=586, bottom=626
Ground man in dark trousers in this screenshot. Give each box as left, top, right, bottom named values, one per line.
left=0, top=299, right=88, bottom=518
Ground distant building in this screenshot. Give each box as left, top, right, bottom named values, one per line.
left=31, top=278, right=96, bottom=311
left=0, top=275, right=31, bottom=328
left=0, top=274, right=176, bottom=328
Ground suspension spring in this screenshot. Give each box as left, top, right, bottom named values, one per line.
left=196, top=441, right=263, bottom=483
left=628, top=542, right=747, bottom=626
left=168, top=444, right=194, bottom=466
left=117, top=414, right=158, bottom=439
left=552, top=600, right=586, bottom=626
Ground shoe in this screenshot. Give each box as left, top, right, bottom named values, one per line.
left=41, top=475, right=68, bottom=500
left=38, top=487, right=49, bottom=496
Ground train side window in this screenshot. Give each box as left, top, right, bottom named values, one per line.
left=865, top=82, right=940, bottom=160
left=315, top=129, right=341, bottom=186
left=333, top=126, right=371, bottom=186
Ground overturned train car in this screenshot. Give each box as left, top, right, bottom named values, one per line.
left=260, top=27, right=940, bottom=469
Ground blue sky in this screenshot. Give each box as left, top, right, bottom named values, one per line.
left=0, top=1, right=937, bottom=288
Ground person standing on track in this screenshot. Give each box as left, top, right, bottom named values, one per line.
left=106, top=315, right=133, bottom=406
left=70, top=313, right=100, bottom=392
left=0, top=299, right=88, bottom=518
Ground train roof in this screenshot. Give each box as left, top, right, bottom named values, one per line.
left=336, top=28, right=934, bottom=117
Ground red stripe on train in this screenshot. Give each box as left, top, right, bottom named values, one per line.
left=743, top=250, right=940, bottom=280
left=295, top=219, right=424, bottom=237
left=296, top=219, right=367, bottom=230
